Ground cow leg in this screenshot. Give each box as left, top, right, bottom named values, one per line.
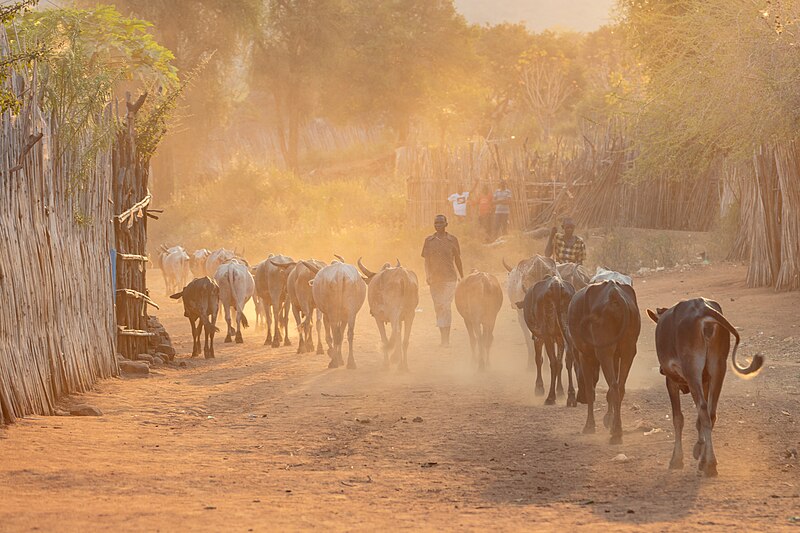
left=234, top=310, right=244, bottom=344
left=190, top=318, right=200, bottom=357
left=555, top=333, right=565, bottom=396
left=544, top=337, right=560, bottom=405
left=223, top=304, right=233, bottom=343
left=690, top=376, right=716, bottom=477
left=519, top=309, right=536, bottom=371
left=666, top=377, right=684, bottom=469
left=400, top=316, right=413, bottom=373
left=483, top=322, right=495, bottom=370
left=476, top=325, right=487, bottom=372
left=271, top=302, right=282, bottom=348
left=565, top=344, right=577, bottom=407
left=703, top=351, right=727, bottom=476
left=292, top=305, right=304, bottom=354
left=533, top=337, right=545, bottom=396
left=346, top=317, right=357, bottom=370
left=316, top=310, right=326, bottom=355
left=282, top=299, right=292, bottom=346
left=598, top=351, right=622, bottom=444
left=389, top=317, right=402, bottom=365
left=375, top=319, right=391, bottom=369
left=329, top=323, right=343, bottom=368
left=263, top=301, right=273, bottom=345
left=580, top=354, right=597, bottom=434
left=464, top=321, right=478, bottom=365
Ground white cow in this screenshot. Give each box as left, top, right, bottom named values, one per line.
left=503, top=255, right=557, bottom=371
left=190, top=248, right=212, bottom=278
left=214, top=260, right=255, bottom=343
left=160, top=245, right=190, bottom=296
left=303, top=261, right=366, bottom=369
left=591, top=266, right=633, bottom=286
left=206, top=248, right=236, bottom=279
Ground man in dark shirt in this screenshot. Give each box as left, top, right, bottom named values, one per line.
left=421, top=214, right=464, bottom=347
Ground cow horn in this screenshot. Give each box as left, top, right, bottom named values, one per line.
left=333, top=254, right=345, bottom=263
left=269, top=258, right=296, bottom=269
left=502, top=257, right=514, bottom=272
left=301, top=260, right=321, bottom=274
left=396, top=258, right=401, bottom=267
left=357, top=257, right=376, bottom=279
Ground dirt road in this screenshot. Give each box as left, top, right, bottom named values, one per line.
left=1, top=263, right=799, bottom=531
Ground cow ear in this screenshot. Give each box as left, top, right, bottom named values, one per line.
left=515, top=301, right=524, bottom=309
left=646, top=309, right=659, bottom=323
left=657, top=307, right=667, bottom=315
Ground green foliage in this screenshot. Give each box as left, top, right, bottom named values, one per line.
left=11, top=6, right=178, bottom=183
left=619, top=0, right=800, bottom=178
left=0, top=0, right=41, bottom=114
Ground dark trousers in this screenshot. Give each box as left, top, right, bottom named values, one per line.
left=493, top=212, right=509, bottom=238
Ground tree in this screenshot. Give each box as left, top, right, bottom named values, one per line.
left=0, top=0, right=43, bottom=114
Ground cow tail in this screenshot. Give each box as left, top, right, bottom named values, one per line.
left=229, top=267, right=249, bottom=329
left=199, top=313, right=220, bottom=333
left=703, top=305, right=763, bottom=377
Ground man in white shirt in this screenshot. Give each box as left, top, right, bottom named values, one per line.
left=448, top=191, right=469, bottom=221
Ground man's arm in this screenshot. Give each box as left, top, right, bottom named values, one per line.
left=422, top=241, right=432, bottom=284
left=576, top=239, right=586, bottom=266
left=544, top=227, right=557, bottom=258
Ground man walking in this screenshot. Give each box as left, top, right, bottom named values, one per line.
left=421, top=214, right=464, bottom=347
left=544, top=216, right=586, bottom=265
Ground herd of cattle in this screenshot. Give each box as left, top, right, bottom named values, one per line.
left=158, top=245, right=764, bottom=477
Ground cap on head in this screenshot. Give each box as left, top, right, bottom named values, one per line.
left=562, top=217, right=576, bottom=228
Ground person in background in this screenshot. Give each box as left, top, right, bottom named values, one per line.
left=447, top=188, right=470, bottom=223
left=473, top=183, right=494, bottom=242
left=493, top=179, right=512, bottom=239
left=421, top=214, right=464, bottom=348
left=544, top=216, right=586, bottom=265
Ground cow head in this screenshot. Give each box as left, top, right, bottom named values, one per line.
left=646, top=307, right=668, bottom=323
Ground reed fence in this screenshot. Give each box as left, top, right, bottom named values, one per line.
left=0, top=28, right=117, bottom=424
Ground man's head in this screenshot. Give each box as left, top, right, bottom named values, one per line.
left=562, top=217, right=576, bottom=237
left=500, top=179, right=508, bottom=190
left=434, top=214, right=448, bottom=233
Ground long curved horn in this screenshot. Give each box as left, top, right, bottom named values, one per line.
left=396, top=258, right=401, bottom=267
left=357, top=257, right=376, bottom=278
left=301, top=260, right=322, bottom=275
left=269, top=258, right=297, bottom=270
left=502, top=257, right=514, bottom=272
left=333, top=254, right=345, bottom=263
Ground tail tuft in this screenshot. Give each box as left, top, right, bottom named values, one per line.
left=241, top=313, right=250, bottom=329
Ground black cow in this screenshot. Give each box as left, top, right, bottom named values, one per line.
left=171, top=277, right=220, bottom=359
left=567, top=280, right=641, bottom=444
left=647, top=298, right=764, bottom=477
left=516, top=276, right=576, bottom=405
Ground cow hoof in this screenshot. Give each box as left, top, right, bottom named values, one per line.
left=235, top=335, right=243, bottom=344
left=328, top=360, right=339, bottom=369
left=609, top=435, right=623, bottom=445
left=534, top=384, right=545, bottom=396
left=224, top=336, right=232, bottom=343
left=191, top=353, right=199, bottom=358
left=544, top=397, right=556, bottom=406
left=669, top=459, right=684, bottom=470
left=582, top=425, right=595, bottom=435
left=603, top=412, right=612, bottom=429
left=347, top=361, right=357, bottom=370
left=204, top=354, right=215, bottom=359
left=704, top=464, right=718, bottom=477
left=316, top=347, right=325, bottom=355
left=567, top=394, right=577, bottom=407
left=271, top=340, right=281, bottom=349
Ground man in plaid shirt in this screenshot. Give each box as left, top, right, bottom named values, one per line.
left=545, top=217, right=586, bottom=265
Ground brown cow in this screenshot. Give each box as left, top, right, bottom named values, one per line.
left=170, top=277, right=220, bottom=359
left=567, top=280, right=641, bottom=444
left=455, top=271, right=503, bottom=371
left=358, top=259, right=419, bottom=372
left=647, top=298, right=764, bottom=476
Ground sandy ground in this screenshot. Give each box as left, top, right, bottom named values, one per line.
left=1, top=262, right=799, bottom=531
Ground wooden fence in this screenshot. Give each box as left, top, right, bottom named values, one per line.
left=0, top=30, right=118, bottom=423
left=400, top=134, right=720, bottom=232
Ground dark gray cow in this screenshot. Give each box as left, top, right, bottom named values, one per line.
left=567, top=280, right=641, bottom=444
left=358, top=259, right=419, bottom=372
left=255, top=255, right=295, bottom=348
left=170, top=277, right=220, bottom=358
left=516, top=275, right=576, bottom=405
left=288, top=259, right=327, bottom=355
left=647, top=298, right=764, bottom=476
